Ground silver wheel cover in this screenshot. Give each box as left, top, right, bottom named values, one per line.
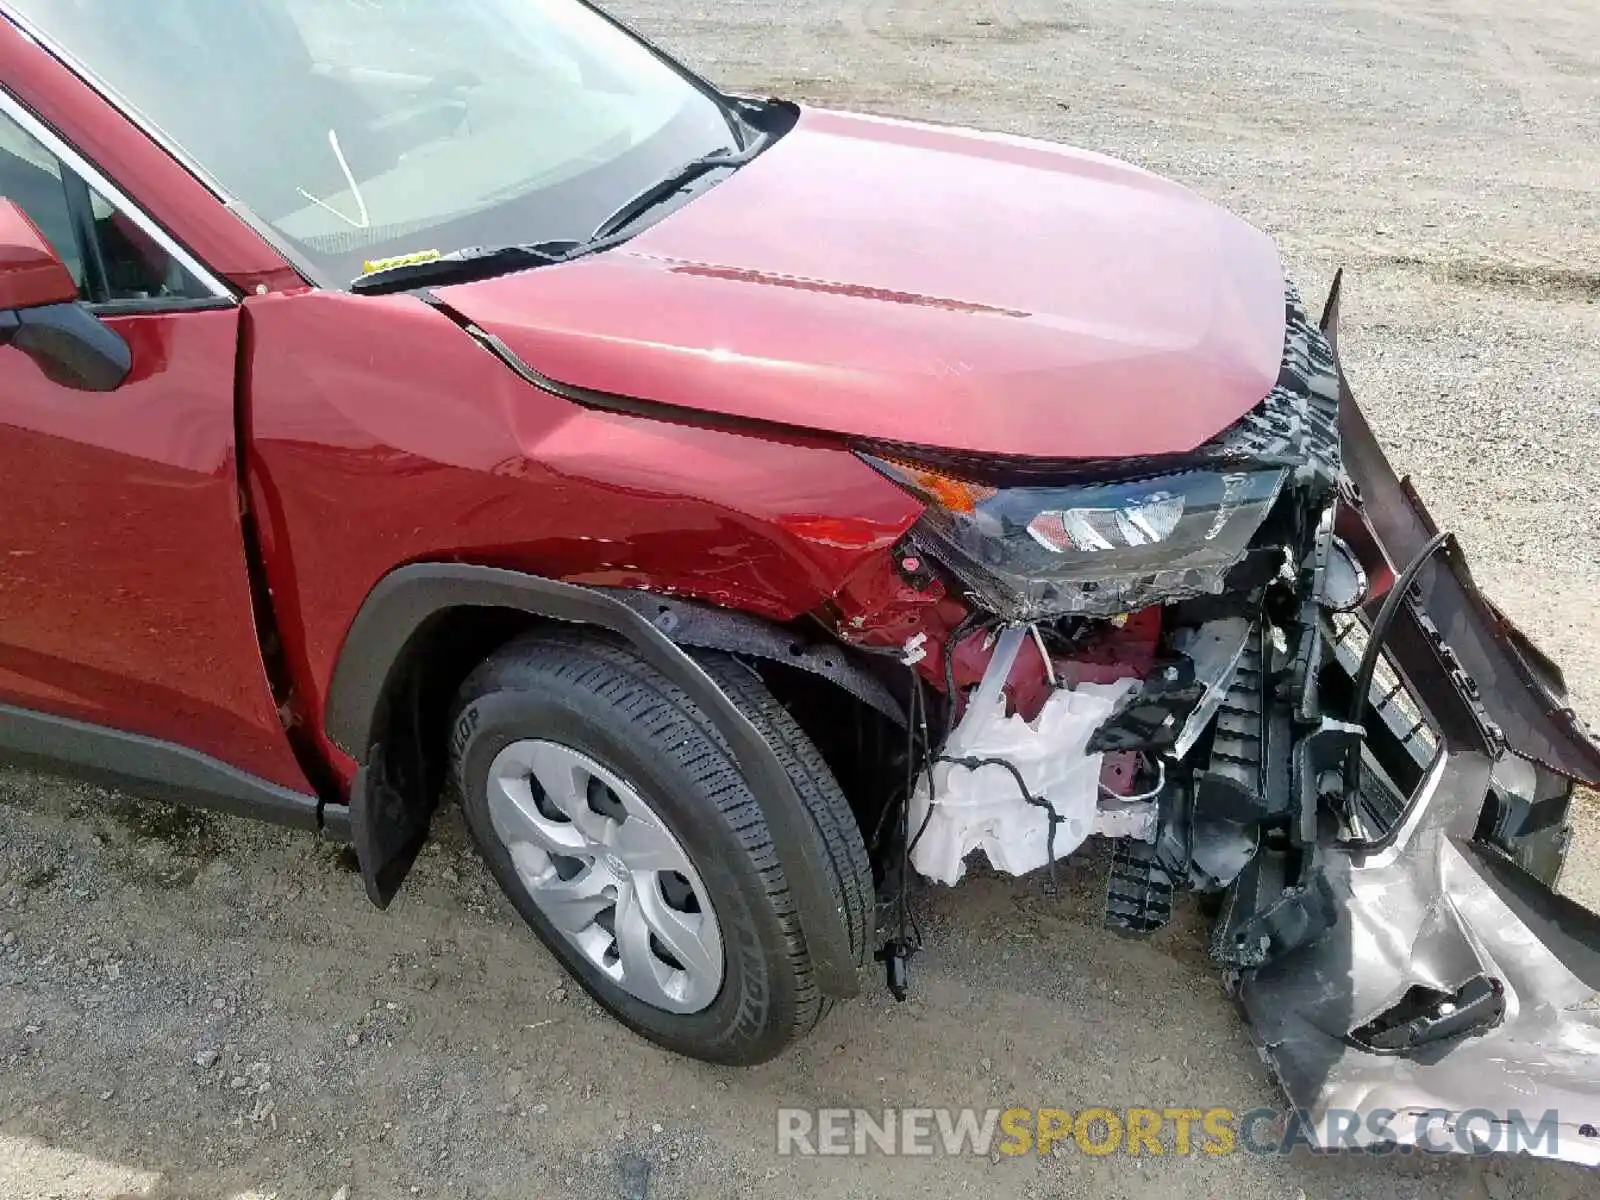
left=485, top=740, right=724, bottom=1013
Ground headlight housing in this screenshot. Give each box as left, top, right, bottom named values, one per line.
left=862, top=456, right=1287, bottom=619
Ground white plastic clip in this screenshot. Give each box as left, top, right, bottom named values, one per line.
left=901, top=632, right=929, bottom=666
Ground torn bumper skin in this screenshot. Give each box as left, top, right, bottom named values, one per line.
left=1234, top=281, right=1600, bottom=1162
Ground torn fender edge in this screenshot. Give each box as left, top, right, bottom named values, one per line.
left=1233, top=276, right=1600, bottom=1163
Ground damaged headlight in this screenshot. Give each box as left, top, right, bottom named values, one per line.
left=861, top=456, right=1287, bottom=619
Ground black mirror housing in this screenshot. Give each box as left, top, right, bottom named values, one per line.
left=0, top=302, right=132, bottom=392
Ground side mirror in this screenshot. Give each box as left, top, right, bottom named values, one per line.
left=0, top=198, right=130, bottom=392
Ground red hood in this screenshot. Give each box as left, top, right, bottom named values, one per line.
left=437, top=107, right=1286, bottom=460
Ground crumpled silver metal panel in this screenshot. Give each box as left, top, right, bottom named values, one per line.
left=1237, top=743, right=1600, bottom=1163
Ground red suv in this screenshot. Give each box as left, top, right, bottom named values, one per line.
left=0, top=1, right=1596, bottom=1160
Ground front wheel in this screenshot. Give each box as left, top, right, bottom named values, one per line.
left=448, top=630, right=872, bottom=1065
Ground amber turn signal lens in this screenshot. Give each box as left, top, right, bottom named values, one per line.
left=883, top=461, right=997, bottom=514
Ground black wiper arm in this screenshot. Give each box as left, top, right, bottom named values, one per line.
left=587, top=145, right=756, bottom=243
left=350, top=240, right=579, bottom=295
left=350, top=141, right=765, bottom=294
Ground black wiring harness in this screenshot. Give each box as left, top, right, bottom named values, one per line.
left=876, top=657, right=1072, bottom=1001
left=1339, top=529, right=1451, bottom=813
left=874, top=671, right=933, bottom=1001
left=933, top=754, right=1068, bottom=896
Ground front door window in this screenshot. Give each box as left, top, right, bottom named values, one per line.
left=0, top=108, right=212, bottom=305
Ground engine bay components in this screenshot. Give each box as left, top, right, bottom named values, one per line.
left=872, top=291, right=1345, bottom=901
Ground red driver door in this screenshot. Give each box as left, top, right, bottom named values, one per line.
left=0, top=90, right=304, bottom=790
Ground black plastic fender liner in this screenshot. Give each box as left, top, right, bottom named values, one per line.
left=326, top=563, right=861, bottom=999
left=593, top=587, right=905, bottom=727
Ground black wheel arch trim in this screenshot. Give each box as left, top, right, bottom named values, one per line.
left=592, top=587, right=905, bottom=727
left=326, top=562, right=862, bottom=999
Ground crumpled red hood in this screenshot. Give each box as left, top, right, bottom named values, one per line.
left=438, top=107, right=1287, bottom=460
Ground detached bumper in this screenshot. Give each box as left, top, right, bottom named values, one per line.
left=1235, top=282, right=1600, bottom=1162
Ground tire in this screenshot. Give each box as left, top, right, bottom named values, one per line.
left=448, top=629, right=872, bottom=1065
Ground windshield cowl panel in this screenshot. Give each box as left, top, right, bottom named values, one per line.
left=9, top=0, right=742, bottom=288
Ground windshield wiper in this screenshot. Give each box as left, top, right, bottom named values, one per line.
left=350, top=240, right=579, bottom=295
left=350, top=139, right=765, bottom=295
left=587, top=144, right=759, bottom=243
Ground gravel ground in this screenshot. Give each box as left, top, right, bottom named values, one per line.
left=2, top=1, right=1598, bottom=1198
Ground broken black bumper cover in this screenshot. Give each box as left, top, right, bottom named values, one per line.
left=1234, top=281, right=1600, bottom=1162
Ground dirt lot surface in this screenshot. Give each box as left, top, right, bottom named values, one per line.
left=3, top=1, right=1599, bottom=1198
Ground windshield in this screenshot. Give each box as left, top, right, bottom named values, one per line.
left=8, top=0, right=741, bottom=285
